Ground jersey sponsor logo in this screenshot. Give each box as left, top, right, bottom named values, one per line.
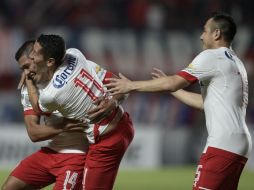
left=187, top=63, right=194, bottom=69
left=95, top=65, right=101, bottom=74
left=53, top=57, right=77, bottom=88
left=185, top=63, right=195, bottom=73
left=224, top=51, right=235, bottom=62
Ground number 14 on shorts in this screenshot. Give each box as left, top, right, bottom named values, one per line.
left=63, top=170, right=78, bottom=190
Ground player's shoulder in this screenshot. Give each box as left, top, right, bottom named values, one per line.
left=66, top=48, right=81, bottom=54
left=194, top=48, right=223, bottom=64
left=199, top=47, right=230, bottom=58
left=198, top=49, right=217, bottom=58
left=66, top=48, right=86, bottom=59
left=192, top=50, right=213, bottom=64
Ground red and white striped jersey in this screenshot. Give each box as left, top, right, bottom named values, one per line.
left=38, top=48, right=119, bottom=143
left=178, top=47, right=252, bottom=157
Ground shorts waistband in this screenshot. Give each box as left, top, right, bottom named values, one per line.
left=41, top=147, right=57, bottom=153
left=206, top=146, right=248, bottom=164
left=96, top=108, right=126, bottom=142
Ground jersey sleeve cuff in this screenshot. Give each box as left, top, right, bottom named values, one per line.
left=102, top=71, right=113, bottom=84
left=24, top=109, right=40, bottom=116
left=177, top=71, right=198, bottom=83
left=37, top=102, right=51, bottom=117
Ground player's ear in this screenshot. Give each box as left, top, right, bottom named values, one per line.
left=213, top=28, right=222, bottom=41
left=47, top=58, right=55, bottom=67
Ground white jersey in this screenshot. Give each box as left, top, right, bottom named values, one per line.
left=178, top=47, right=252, bottom=157
left=38, top=48, right=120, bottom=143
left=21, top=85, right=88, bottom=153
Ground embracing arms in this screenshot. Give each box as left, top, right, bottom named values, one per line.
left=105, top=68, right=204, bottom=110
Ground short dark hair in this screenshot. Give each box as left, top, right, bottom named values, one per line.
left=210, top=12, right=237, bottom=43
left=15, top=40, right=35, bottom=61
left=37, top=34, right=66, bottom=67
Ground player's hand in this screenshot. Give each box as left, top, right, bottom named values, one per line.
left=17, top=71, right=26, bottom=90
left=87, top=96, right=117, bottom=123
left=105, top=73, right=132, bottom=95
left=151, top=68, right=167, bottom=79
left=18, top=68, right=36, bottom=90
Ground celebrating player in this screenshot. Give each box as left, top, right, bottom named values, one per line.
left=105, top=12, right=252, bottom=190
left=25, top=35, right=134, bottom=190
left=2, top=40, right=88, bottom=190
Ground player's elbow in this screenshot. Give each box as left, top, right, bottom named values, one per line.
left=27, top=130, right=42, bottom=142
left=198, top=103, right=204, bottom=111
left=32, top=106, right=41, bottom=115
left=28, top=135, right=41, bottom=142
left=168, top=85, right=179, bottom=92
left=166, top=83, right=181, bottom=92
left=162, top=80, right=181, bottom=92
left=196, top=97, right=204, bottom=110
left=168, top=75, right=190, bottom=92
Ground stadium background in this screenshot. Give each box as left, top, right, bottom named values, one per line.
left=0, top=0, right=254, bottom=189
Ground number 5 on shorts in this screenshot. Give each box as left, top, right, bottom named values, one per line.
left=193, top=165, right=202, bottom=187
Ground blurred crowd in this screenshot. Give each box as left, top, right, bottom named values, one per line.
left=0, top=0, right=254, bottom=128
left=1, top=0, right=253, bottom=32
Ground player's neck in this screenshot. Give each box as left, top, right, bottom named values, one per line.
left=47, top=69, right=55, bottom=81
left=46, top=64, right=60, bottom=81
left=214, top=40, right=230, bottom=49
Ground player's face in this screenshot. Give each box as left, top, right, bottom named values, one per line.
left=200, top=18, right=215, bottom=50
left=18, top=54, right=42, bottom=83
left=30, top=41, right=48, bottom=75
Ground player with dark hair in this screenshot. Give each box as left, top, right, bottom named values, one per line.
left=106, top=12, right=252, bottom=190
left=2, top=40, right=88, bottom=190
left=25, top=34, right=134, bottom=190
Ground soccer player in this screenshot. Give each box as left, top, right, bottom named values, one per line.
left=25, top=35, right=134, bottom=190
left=105, top=12, right=252, bottom=190
left=2, top=40, right=88, bottom=190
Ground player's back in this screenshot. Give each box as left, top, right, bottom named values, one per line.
left=40, top=48, right=106, bottom=121
left=203, top=48, right=248, bottom=127
left=201, top=47, right=251, bottom=157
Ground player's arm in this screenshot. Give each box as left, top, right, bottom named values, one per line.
left=171, top=90, right=203, bottom=110
left=105, top=72, right=129, bottom=105
left=24, top=114, right=63, bottom=142
left=24, top=114, right=86, bottom=142
left=25, top=76, right=54, bottom=115
left=106, top=73, right=190, bottom=95
left=151, top=68, right=203, bottom=110
left=25, top=78, right=41, bottom=114
left=87, top=58, right=129, bottom=105
left=88, top=72, right=128, bottom=123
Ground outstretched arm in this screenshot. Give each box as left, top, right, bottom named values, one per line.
left=151, top=68, right=203, bottom=110
left=171, top=90, right=203, bottom=110
left=105, top=72, right=190, bottom=95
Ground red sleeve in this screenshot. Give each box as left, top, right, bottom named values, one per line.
left=102, top=71, right=114, bottom=84
left=177, top=71, right=198, bottom=84
left=24, top=102, right=51, bottom=117
left=37, top=101, right=51, bottom=116
left=24, top=109, right=40, bottom=116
